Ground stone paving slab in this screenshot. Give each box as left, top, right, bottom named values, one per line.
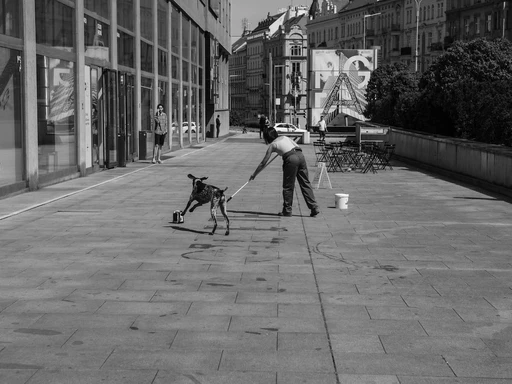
left=0, top=131, right=511, bottom=383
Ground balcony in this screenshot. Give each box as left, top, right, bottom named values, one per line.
left=391, top=24, right=401, bottom=34
left=401, top=46, right=412, bottom=56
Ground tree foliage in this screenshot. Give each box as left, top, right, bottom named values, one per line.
left=364, top=38, right=512, bottom=146
left=364, top=62, right=419, bottom=127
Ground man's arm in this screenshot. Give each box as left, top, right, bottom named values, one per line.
left=250, top=146, right=274, bottom=180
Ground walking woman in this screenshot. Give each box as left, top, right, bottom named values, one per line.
left=152, top=104, right=168, bottom=164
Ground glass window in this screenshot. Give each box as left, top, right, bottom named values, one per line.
left=141, top=77, right=152, bottom=131
left=191, top=64, right=197, bottom=85
left=182, top=16, right=190, bottom=60
left=84, top=15, right=109, bottom=60
left=171, top=55, right=178, bottom=79
left=118, top=31, right=134, bottom=68
left=182, top=59, right=189, bottom=83
left=36, top=55, right=77, bottom=175
left=141, top=41, right=153, bottom=73
left=140, top=0, right=152, bottom=40
left=84, top=0, right=108, bottom=19
left=158, top=0, right=168, bottom=48
left=191, top=24, right=198, bottom=64
left=0, top=0, right=21, bottom=37
left=117, top=0, right=134, bottom=31
left=0, top=47, right=23, bottom=187
left=36, top=0, right=75, bottom=51
left=159, top=49, right=168, bottom=77
left=171, top=82, right=179, bottom=137
left=199, top=31, right=203, bottom=65
left=171, top=5, right=180, bottom=55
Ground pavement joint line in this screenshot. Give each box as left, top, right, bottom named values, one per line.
left=297, top=196, right=341, bottom=384
left=0, top=138, right=228, bottom=222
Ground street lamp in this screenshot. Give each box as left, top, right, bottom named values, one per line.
left=363, top=13, right=381, bottom=49
left=415, top=0, right=423, bottom=72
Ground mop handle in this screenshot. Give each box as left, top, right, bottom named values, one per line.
left=227, top=181, right=249, bottom=202
left=226, top=154, right=279, bottom=203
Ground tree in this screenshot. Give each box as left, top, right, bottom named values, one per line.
left=364, top=62, right=419, bottom=127
left=418, top=38, right=512, bottom=137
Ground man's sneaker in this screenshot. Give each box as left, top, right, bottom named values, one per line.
left=310, top=209, right=320, bottom=217
left=278, top=212, right=292, bottom=217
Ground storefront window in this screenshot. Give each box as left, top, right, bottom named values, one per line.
left=172, top=82, right=179, bottom=137
left=171, top=5, right=180, bottom=55
left=35, top=0, right=75, bottom=51
left=118, top=31, right=134, bottom=68
left=0, top=47, right=23, bottom=187
left=141, top=41, right=153, bottom=73
left=158, top=0, right=168, bottom=48
left=171, top=55, right=178, bottom=80
left=84, top=0, right=108, bottom=19
left=141, top=77, right=152, bottom=131
left=182, top=16, right=190, bottom=60
left=158, top=49, right=168, bottom=77
left=117, top=0, right=134, bottom=31
left=84, top=15, right=109, bottom=60
left=192, top=65, right=197, bottom=85
left=0, top=0, right=21, bottom=37
left=140, top=0, right=152, bottom=40
left=182, top=60, right=189, bottom=83
left=36, top=56, right=77, bottom=174
left=191, top=24, right=198, bottom=64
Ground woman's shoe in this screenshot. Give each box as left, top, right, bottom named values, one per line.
left=151, top=159, right=156, bottom=164
left=278, top=211, right=292, bottom=217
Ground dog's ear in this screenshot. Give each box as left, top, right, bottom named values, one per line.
left=200, top=177, right=208, bottom=181
left=188, top=174, right=196, bottom=180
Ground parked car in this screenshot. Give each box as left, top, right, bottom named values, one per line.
left=182, top=122, right=197, bottom=134
left=171, top=122, right=198, bottom=134
left=273, top=122, right=307, bottom=134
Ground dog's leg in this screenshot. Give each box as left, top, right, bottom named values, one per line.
left=189, top=202, right=203, bottom=212
left=219, top=198, right=230, bottom=236
left=209, top=199, right=219, bottom=235
left=182, top=199, right=194, bottom=216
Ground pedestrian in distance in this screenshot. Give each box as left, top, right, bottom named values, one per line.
left=249, top=128, right=320, bottom=217
left=259, top=114, right=266, bottom=139
left=317, top=115, right=327, bottom=141
left=152, top=104, right=168, bottom=164
left=216, top=115, right=221, bottom=138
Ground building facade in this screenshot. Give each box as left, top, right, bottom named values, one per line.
left=265, top=9, right=309, bottom=128
left=0, top=0, right=231, bottom=198
left=307, top=0, right=448, bottom=72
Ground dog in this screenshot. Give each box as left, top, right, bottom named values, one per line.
left=182, top=174, right=230, bottom=236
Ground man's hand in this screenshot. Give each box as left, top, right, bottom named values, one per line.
left=249, top=174, right=255, bottom=181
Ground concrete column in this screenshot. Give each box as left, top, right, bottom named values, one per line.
left=134, top=0, right=142, bottom=146
left=75, top=0, right=86, bottom=176
left=110, top=0, right=118, bottom=70
left=152, top=0, right=158, bottom=111
left=178, top=13, right=183, bottom=149
left=22, top=0, right=38, bottom=190
left=167, top=3, right=173, bottom=149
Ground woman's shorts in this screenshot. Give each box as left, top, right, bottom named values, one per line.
left=155, top=133, right=166, bottom=146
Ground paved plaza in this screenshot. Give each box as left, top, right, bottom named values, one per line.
left=0, top=131, right=511, bottom=384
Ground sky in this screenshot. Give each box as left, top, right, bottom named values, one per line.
left=231, top=0, right=308, bottom=43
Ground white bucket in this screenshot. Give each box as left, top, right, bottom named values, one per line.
left=335, top=193, right=349, bottom=210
